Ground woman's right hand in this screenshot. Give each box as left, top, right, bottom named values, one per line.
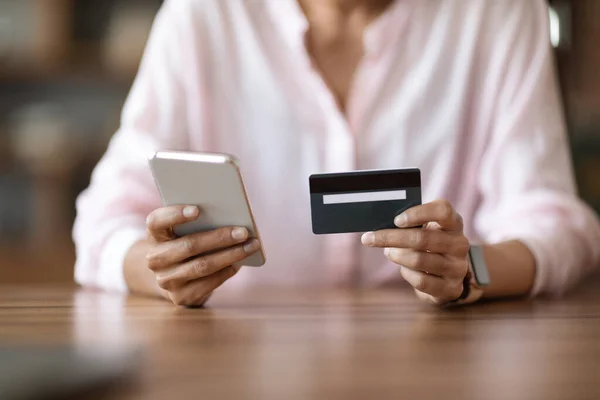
left=145, top=205, right=260, bottom=306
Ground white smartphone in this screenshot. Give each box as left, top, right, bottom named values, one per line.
left=148, top=150, right=266, bottom=267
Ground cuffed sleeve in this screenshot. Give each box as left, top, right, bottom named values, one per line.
left=73, top=0, right=195, bottom=291
left=475, top=0, right=600, bottom=296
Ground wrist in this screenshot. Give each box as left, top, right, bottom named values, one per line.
left=124, top=240, right=167, bottom=299
left=480, top=241, right=536, bottom=299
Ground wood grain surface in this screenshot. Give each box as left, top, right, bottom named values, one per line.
left=1, top=278, right=600, bottom=400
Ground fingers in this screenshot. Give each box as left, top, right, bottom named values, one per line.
left=385, top=248, right=467, bottom=279
left=362, top=228, right=469, bottom=257
left=399, top=266, right=463, bottom=303
left=394, top=199, right=463, bottom=231
left=168, top=265, right=240, bottom=307
left=147, top=226, right=250, bottom=270
left=362, top=198, right=469, bottom=305
left=147, top=205, right=200, bottom=242
left=155, top=239, right=260, bottom=291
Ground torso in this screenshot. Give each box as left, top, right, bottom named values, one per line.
left=173, top=0, right=512, bottom=287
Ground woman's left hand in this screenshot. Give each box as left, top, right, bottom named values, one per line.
left=361, top=199, right=470, bottom=305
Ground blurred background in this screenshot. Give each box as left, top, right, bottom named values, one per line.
left=0, top=0, right=598, bottom=284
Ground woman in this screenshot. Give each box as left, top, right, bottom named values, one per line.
left=74, top=0, right=600, bottom=306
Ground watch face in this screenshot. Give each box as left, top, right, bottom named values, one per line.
left=469, top=246, right=491, bottom=286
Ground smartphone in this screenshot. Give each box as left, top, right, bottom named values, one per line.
left=148, top=151, right=266, bottom=267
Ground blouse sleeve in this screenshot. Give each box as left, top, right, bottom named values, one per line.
left=73, top=0, right=195, bottom=291
left=474, top=0, right=600, bottom=296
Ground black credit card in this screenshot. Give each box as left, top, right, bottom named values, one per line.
left=309, top=169, right=422, bottom=234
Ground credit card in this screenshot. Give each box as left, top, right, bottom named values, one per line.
left=309, top=169, right=421, bottom=234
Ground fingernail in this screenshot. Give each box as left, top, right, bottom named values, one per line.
left=384, top=248, right=391, bottom=257
left=183, top=206, right=199, bottom=219
left=244, top=239, right=260, bottom=253
left=361, top=232, right=375, bottom=246
left=232, top=227, right=248, bottom=241
left=394, top=213, right=408, bottom=227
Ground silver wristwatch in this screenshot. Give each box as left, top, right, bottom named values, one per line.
left=450, top=245, right=491, bottom=305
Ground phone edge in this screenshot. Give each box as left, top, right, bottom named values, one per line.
left=148, top=151, right=266, bottom=267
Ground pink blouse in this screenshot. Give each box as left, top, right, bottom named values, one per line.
left=73, top=0, right=600, bottom=296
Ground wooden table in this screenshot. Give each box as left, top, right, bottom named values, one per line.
left=2, top=280, right=600, bottom=400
